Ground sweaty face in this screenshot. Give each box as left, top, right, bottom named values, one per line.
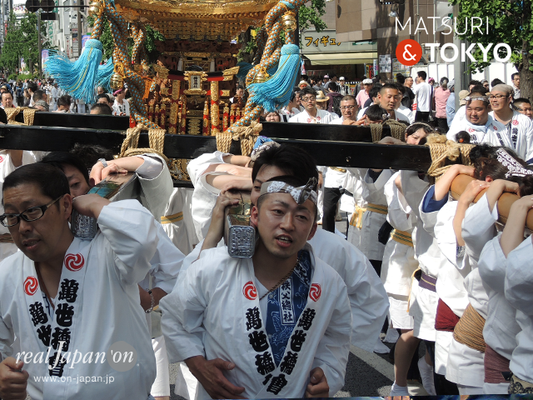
left=251, top=192, right=317, bottom=261
left=489, top=90, right=511, bottom=112
left=405, top=128, right=428, bottom=145
left=3, top=184, right=71, bottom=264
left=62, top=164, right=90, bottom=198
left=340, top=99, right=357, bottom=120
left=466, top=100, right=489, bottom=125
left=378, top=89, right=399, bottom=112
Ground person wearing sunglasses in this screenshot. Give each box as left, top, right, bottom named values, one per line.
left=488, top=84, right=533, bottom=163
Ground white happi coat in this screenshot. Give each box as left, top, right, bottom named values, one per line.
left=381, top=171, right=419, bottom=298
left=447, top=115, right=510, bottom=149
left=345, top=168, right=368, bottom=250
left=505, top=237, right=533, bottom=383
left=442, top=195, right=495, bottom=388
left=161, top=187, right=198, bottom=255
left=180, top=228, right=388, bottom=354
left=488, top=110, right=533, bottom=163
left=359, top=169, right=393, bottom=261
left=187, top=151, right=230, bottom=241
left=161, top=244, right=351, bottom=400
left=401, top=175, right=439, bottom=341
left=0, top=201, right=157, bottom=400
left=288, top=109, right=336, bottom=124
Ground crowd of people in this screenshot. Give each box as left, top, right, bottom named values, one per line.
left=0, top=68, right=531, bottom=400
left=258, top=69, right=533, bottom=397
left=0, top=78, right=132, bottom=116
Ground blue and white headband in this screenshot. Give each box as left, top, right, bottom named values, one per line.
left=259, top=177, right=318, bottom=205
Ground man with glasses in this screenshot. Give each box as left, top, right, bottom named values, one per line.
left=289, top=87, right=335, bottom=124
left=488, top=84, right=533, bottom=162
left=0, top=163, right=160, bottom=399
left=514, top=98, right=533, bottom=120
left=446, top=90, right=509, bottom=149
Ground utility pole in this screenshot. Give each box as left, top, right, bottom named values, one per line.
left=77, top=0, right=82, bottom=57
left=37, top=9, right=42, bottom=77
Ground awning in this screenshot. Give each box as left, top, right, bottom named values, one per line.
left=304, top=52, right=378, bottom=65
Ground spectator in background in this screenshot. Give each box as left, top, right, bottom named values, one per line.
left=491, top=78, right=504, bottom=88
left=326, top=82, right=343, bottom=117
left=97, top=93, right=112, bottom=107
left=433, top=77, right=451, bottom=132
left=54, top=95, right=71, bottom=113
left=482, top=79, right=490, bottom=91
left=315, top=90, right=330, bottom=111
left=397, top=73, right=415, bottom=110
left=412, top=71, right=432, bottom=122
left=32, top=89, right=47, bottom=106
left=27, top=82, right=38, bottom=107
left=90, top=103, right=113, bottom=115
left=356, top=78, right=373, bottom=109
left=1, top=92, right=13, bottom=109
left=338, top=76, right=347, bottom=95
left=112, top=88, right=130, bottom=116
left=511, top=72, right=520, bottom=98
left=514, top=98, right=533, bottom=119
left=446, top=80, right=456, bottom=127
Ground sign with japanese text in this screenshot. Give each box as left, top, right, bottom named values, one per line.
left=302, top=30, right=375, bottom=54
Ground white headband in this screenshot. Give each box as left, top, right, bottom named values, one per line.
left=496, top=148, right=533, bottom=178
left=259, top=177, right=318, bottom=205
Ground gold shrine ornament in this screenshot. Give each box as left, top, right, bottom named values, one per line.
left=252, top=67, right=269, bottom=84
left=110, top=72, right=124, bottom=90
left=88, top=0, right=101, bottom=16
left=281, top=12, right=297, bottom=33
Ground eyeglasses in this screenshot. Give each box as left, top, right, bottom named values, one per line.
left=340, top=105, right=356, bottom=110
left=0, top=196, right=63, bottom=227
left=301, top=96, right=316, bottom=102
left=488, top=94, right=509, bottom=100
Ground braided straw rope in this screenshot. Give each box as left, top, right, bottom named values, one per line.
left=425, top=134, right=474, bottom=179
left=216, top=121, right=262, bottom=156
left=369, top=120, right=407, bottom=142
left=119, top=125, right=169, bottom=162
left=4, top=107, right=35, bottom=126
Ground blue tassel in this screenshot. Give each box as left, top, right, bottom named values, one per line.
left=96, top=57, right=114, bottom=93
left=44, top=39, right=103, bottom=104
left=238, top=62, right=277, bottom=82
left=247, top=44, right=300, bottom=112
left=237, top=62, right=253, bottom=81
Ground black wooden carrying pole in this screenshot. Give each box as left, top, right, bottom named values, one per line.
left=1, top=112, right=432, bottom=171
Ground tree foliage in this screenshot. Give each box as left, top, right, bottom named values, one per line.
left=449, top=0, right=533, bottom=98
left=0, top=11, right=51, bottom=75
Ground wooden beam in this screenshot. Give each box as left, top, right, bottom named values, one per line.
left=14, top=111, right=130, bottom=131
left=261, top=122, right=390, bottom=142
left=0, top=125, right=431, bottom=170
